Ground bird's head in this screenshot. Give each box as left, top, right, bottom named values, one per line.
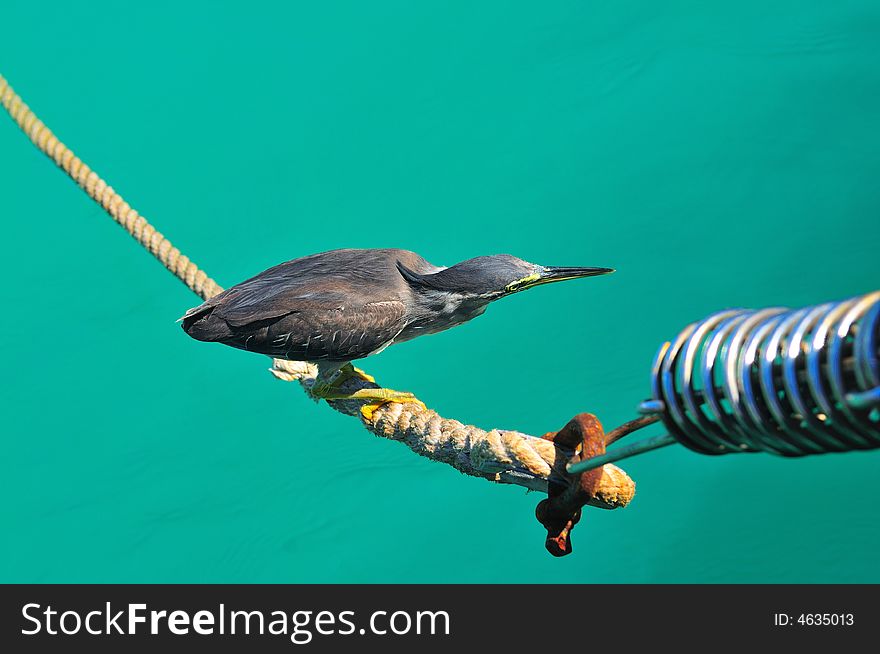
left=398, top=254, right=614, bottom=301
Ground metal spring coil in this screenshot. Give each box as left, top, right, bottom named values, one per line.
left=642, top=291, right=880, bottom=457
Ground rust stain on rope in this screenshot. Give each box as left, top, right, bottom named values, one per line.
left=536, top=413, right=636, bottom=556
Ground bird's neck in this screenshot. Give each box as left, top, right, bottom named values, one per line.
left=402, top=290, right=488, bottom=337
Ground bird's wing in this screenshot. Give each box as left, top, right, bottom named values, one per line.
left=184, top=287, right=408, bottom=362
left=264, top=298, right=408, bottom=361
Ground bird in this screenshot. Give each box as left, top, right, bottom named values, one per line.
left=181, top=248, right=613, bottom=412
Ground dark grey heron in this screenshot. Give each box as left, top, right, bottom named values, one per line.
left=181, top=248, right=612, bottom=409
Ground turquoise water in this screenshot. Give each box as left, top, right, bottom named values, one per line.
left=1, top=1, right=878, bottom=583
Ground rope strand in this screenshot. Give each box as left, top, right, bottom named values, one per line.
left=0, top=74, right=222, bottom=301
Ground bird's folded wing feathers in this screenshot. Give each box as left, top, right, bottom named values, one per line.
left=185, top=288, right=408, bottom=361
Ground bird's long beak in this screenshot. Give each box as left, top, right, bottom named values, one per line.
left=539, top=266, right=615, bottom=284
left=503, top=266, right=614, bottom=294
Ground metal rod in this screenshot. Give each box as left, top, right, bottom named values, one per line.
left=846, top=387, right=880, bottom=409
left=605, top=414, right=661, bottom=446
left=566, top=434, right=677, bottom=475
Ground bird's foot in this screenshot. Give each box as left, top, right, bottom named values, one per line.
left=324, top=387, right=427, bottom=421
left=308, top=365, right=425, bottom=419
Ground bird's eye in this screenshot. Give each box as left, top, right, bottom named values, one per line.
left=504, top=273, right=541, bottom=293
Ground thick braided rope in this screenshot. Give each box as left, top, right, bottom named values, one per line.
left=269, top=360, right=560, bottom=487
left=1, top=73, right=633, bottom=503
left=0, top=75, right=222, bottom=301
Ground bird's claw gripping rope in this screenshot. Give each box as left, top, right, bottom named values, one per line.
left=303, top=364, right=428, bottom=419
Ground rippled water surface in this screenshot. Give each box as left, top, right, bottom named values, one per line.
left=1, top=1, right=878, bottom=582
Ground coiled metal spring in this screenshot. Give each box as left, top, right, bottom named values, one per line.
left=644, top=290, right=880, bottom=456
left=568, top=291, right=880, bottom=475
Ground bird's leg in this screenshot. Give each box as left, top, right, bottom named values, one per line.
left=307, top=362, right=347, bottom=400
left=331, top=363, right=376, bottom=385
left=309, top=363, right=374, bottom=394
left=309, top=363, right=426, bottom=419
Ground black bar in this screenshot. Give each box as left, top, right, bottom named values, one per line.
left=0, top=584, right=875, bottom=652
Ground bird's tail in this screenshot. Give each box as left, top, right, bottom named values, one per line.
left=180, top=300, right=233, bottom=342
